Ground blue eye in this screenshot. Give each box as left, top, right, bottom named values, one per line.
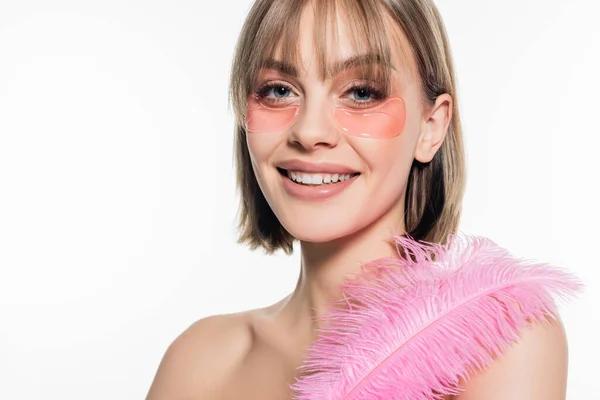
left=351, top=87, right=373, bottom=101
left=272, top=86, right=291, bottom=98
left=348, top=85, right=384, bottom=101
left=256, top=83, right=295, bottom=101
left=344, top=84, right=386, bottom=108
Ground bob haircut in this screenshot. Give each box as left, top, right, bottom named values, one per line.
left=228, top=0, right=466, bottom=255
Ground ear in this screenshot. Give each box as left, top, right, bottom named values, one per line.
left=414, top=93, right=453, bottom=163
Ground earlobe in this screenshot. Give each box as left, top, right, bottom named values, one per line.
left=414, top=93, right=453, bottom=163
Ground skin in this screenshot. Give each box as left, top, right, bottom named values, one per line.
left=146, top=2, right=569, bottom=399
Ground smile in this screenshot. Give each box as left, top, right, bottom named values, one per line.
left=284, top=169, right=360, bottom=186
left=277, top=168, right=360, bottom=201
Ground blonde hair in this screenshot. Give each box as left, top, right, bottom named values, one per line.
left=228, top=0, right=466, bottom=255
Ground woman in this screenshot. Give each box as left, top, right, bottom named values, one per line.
left=146, top=0, right=574, bottom=398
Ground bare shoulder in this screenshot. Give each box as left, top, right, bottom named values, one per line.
left=145, top=311, right=254, bottom=400
left=456, top=314, right=569, bottom=400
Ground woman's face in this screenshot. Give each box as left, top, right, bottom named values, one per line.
left=245, top=5, right=449, bottom=243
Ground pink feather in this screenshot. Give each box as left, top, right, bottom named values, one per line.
left=289, top=232, right=585, bottom=399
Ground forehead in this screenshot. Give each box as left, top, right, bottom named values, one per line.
left=264, top=1, right=417, bottom=84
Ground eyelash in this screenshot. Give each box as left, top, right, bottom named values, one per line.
left=254, top=81, right=386, bottom=108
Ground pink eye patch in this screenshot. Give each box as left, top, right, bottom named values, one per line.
left=245, top=95, right=300, bottom=133
left=244, top=95, right=406, bottom=139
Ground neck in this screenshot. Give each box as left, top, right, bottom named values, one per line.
left=280, top=205, right=406, bottom=344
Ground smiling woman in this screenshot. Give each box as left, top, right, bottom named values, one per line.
left=145, top=0, right=584, bottom=399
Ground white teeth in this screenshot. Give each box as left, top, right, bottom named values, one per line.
left=287, top=170, right=357, bottom=185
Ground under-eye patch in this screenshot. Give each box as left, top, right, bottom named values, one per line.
left=245, top=95, right=300, bottom=133
left=245, top=95, right=406, bottom=139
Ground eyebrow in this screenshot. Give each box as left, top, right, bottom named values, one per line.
left=260, top=53, right=394, bottom=79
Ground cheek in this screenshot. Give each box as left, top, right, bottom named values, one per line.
left=245, top=132, right=284, bottom=193
left=352, top=121, right=418, bottom=178
left=372, top=141, right=413, bottom=187
left=245, top=132, right=281, bottom=167
left=348, top=119, right=419, bottom=211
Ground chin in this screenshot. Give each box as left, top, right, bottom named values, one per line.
left=276, top=211, right=368, bottom=244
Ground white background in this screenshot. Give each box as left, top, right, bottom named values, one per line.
left=0, top=0, right=598, bottom=398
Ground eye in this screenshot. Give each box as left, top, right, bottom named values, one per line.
left=271, top=86, right=292, bottom=98
left=350, top=87, right=375, bottom=101
left=344, top=83, right=386, bottom=108
left=254, top=82, right=297, bottom=105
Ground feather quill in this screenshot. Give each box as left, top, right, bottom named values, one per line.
left=289, top=232, right=585, bottom=400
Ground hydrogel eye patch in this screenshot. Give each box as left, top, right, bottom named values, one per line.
left=245, top=95, right=406, bottom=139
left=245, top=95, right=300, bottom=133
left=331, top=97, right=406, bottom=138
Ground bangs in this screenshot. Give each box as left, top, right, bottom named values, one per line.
left=235, top=0, right=414, bottom=123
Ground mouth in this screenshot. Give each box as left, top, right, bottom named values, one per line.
left=277, top=167, right=360, bottom=186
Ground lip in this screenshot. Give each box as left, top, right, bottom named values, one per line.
left=280, top=171, right=359, bottom=201
left=277, top=159, right=359, bottom=174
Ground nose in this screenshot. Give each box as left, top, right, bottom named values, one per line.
left=287, top=97, right=342, bottom=151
